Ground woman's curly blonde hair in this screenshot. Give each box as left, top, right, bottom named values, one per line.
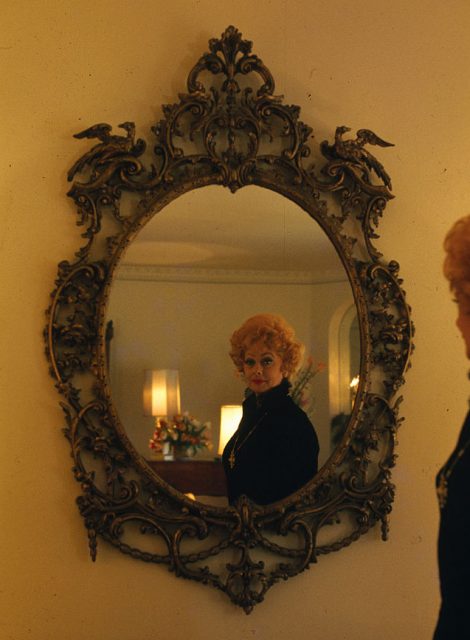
left=443, top=215, right=470, bottom=300
left=229, top=313, right=304, bottom=379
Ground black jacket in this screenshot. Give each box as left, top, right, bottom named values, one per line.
left=222, top=379, right=319, bottom=505
left=434, top=411, right=470, bottom=639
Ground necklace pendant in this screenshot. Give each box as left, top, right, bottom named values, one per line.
left=229, top=450, right=235, bottom=469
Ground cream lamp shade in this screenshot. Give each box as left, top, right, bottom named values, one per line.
left=218, top=405, right=242, bottom=455
left=143, top=369, right=181, bottom=418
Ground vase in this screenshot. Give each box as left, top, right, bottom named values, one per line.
left=171, top=444, right=195, bottom=460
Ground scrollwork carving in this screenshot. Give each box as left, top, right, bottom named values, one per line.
left=45, top=26, right=412, bottom=613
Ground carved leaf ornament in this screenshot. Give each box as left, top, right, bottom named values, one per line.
left=45, top=26, right=413, bottom=613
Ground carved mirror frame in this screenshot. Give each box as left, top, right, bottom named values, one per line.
left=45, top=26, right=413, bottom=613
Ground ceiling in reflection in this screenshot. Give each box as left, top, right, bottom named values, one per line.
left=121, top=186, right=345, bottom=280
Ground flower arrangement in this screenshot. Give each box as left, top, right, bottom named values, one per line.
left=149, top=412, right=212, bottom=458
left=290, top=356, right=326, bottom=413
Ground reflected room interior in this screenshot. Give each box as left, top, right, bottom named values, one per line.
left=106, top=185, right=360, bottom=506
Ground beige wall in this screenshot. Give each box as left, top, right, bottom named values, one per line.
left=2, top=2, right=470, bottom=638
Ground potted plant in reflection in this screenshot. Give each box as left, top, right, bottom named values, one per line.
left=290, top=356, right=326, bottom=414
left=149, top=412, right=212, bottom=460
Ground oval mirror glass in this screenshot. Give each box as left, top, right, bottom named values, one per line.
left=106, top=185, right=359, bottom=505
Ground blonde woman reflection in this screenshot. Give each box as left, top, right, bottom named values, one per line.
left=435, top=215, right=470, bottom=638
left=222, top=313, right=319, bottom=506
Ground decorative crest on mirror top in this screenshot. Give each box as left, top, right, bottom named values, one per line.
left=45, top=26, right=413, bottom=613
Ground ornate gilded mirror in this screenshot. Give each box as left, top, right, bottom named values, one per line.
left=45, top=26, right=412, bottom=613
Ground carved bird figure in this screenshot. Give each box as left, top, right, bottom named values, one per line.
left=67, top=121, right=145, bottom=181
left=321, top=126, right=394, bottom=190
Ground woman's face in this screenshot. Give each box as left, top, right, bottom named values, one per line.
left=242, top=339, right=284, bottom=394
left=456, top=294, right=470, bottom=359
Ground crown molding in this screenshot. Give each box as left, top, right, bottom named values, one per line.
left=115, top=264, right=347, bottom=284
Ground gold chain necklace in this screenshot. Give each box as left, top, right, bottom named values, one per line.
left=437, top=439, right=470, bottom=509
left=228, top=412, right=267, bottom=469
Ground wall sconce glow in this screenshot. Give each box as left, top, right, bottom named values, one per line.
left=350, top=375, right=360, bottom=389
left=218, top=405, right=242, bottom=455
left=350, top=375, right=360, bottom=408
left=143, top=369, right=181, bottom=418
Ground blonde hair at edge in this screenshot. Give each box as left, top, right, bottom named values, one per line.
left=443, top=214, right=470, bottom=300
left=229, top=314, right=304, bottom=380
